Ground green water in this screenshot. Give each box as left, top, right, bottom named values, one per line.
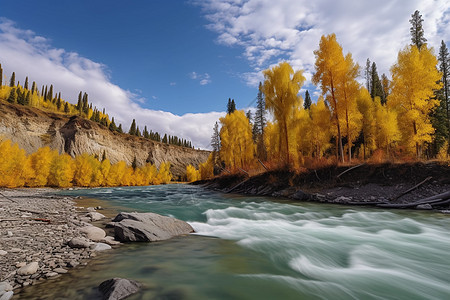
left=17, top=185, right=450, bottom=299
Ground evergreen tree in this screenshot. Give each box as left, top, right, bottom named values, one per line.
left=64, top=102, right=70, bottom=113
left=438, top=40, right=450, bottom=153
left=211, top=121, right=221, bottom=152
left=136, top=126, right=141, bottom=137
left=370, top=62, right=384, bottom=101
left=101, top=150, right=107, bottom=162
left=0, top=63, right=2, bottom=87
left=132, top=156, right=137, bottom=170
left=31, top=81, right=36, bottom=94
left=304, top=90, right=312, bottom=110
left=9, top=72, right=15, bottom=87
left=365, top=58, right=371, bottom=92
left=48, top=85, right=53, bottom=102
left=410, top=10, right=427, bottom=50
left=44, top=86, right=48, bottom=101
left=118, top=124, right=123, bottom=133
left=246, top=110, right=252, bottom=123
left=128, top=119, right=137, bottom=135
left=24, top=77, right=28, bottom=90
left=162, top=134, right=168, bottom=143
left=381, top=73, right=390, bottom=104
left=76, top=91, right=82, bottom=111
left=7, top=88, right=16, bottom=103
left=82, top=93, right=89, bottom=115
left=17, top=89, right=25, bottom=105
left=41, top=86, right=44, bottom=97
left=56, top=92, right=62, bottom=110
left=227, top=98, right=236, bottom=114
left=143, top=126, right=149, bottom=138
left=108, top=117, right=117, bottom=131
left=25, top=91, right=31, bottom=106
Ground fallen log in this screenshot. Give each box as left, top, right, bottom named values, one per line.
left=377, top=190, right=450, bottom=208
left=337, top=163, right=366, bottom=179
left=258, top=159, right=268, bottom=171
left=227, top=178, right=251, bottom=193
left=391, top=176, right=432, bottom=201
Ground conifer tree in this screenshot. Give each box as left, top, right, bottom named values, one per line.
left=365, top=58, right=371, bottom=92
left=76, top=91, right=82, bottom=111
left=31, top=81, right=36, bottom=94
left=303, top=90, right=312, bottom=110
left=109, top=117, right=117, bottom=131
left=143, top=126, right=149, bottom=138
left=381, top=74, right=390, bottom=104
left=438, top=40, right=450, bottom=153
left=101, top=150, right=107, bottom=162
left=254, top=82, right=267, bottom=160
left=48, top=85, right=53, bottom=101
left=7, top=88, right=16, bottom=103
left=56, top=92, right=62, bottom=110
left=17, top=89, right=25, bottom=105
left=0, top=63, right=2, bottom=87
left=132, top=156, right=137, bottom=170
left=211, top=121, right=221, bottom=152
left=44, top=86, right=48, bottom=101
left=410, top=10, right=427, bottom=50
left=118, top=124, right=123, bottom=133
left=24, top=77, right=28, bottom=90
left=64, top=102, right=69, bottom=113
left=227, top=98, right=236, bottom=114
left=162, top=134, right=168, bottom=143
left=9, top=72, right=15, bottom=87
left=41, top=86, right=44, bottom=97
left=370, top=62, right=384, bottom=101
left=136, top=126, right=141, bottom=137
left=25, top=91, right=31, bottom=106
left=128, top=119, right=137, bottom=135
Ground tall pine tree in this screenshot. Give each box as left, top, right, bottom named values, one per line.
left=410, top=10, right=427, bottom=50
left=0, top=63, right=2, bottom=87
left=438, top=40, right=450, bottom=153
left=304, top=90, right=312, bottom=110
left=24, top=77, right=28, bottom=90
left=128, top=119, right=137, bottom=135
left=9, top=72, right=15, bottom=87
left=370, top=62, right=384, bottom=101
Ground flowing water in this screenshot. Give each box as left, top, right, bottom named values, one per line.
left=18, top=185, right=450, bottom=299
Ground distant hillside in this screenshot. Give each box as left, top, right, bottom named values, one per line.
left=0, top=101, right=209, bottom=179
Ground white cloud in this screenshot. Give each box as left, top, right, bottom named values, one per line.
left=189, top=71, right=212, bottom=85
left=0, top=18, right=221, bottom=149
left=195, top=0, right=450, bottom=87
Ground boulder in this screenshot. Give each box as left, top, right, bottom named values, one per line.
left=111, top=212, right=194, bottom=242
left=91, top=243, right=112, bottom=251
left=102, top=236, right=121, bottom=245
left=80, top=226, right=106, bottom=241
left=98, top=278, right=141, bottom=300
left=0, top=282, right=13, bottom=296
left=416, top=203, right=433, bottom=210
left=0, top=291, right=13, bottom=300
left=86, top=212, right=106, bottom=221
left=68, top=237, right=92, bottom=249
left=17, top=262, right=39, bottom=276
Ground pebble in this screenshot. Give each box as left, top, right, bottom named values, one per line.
left=0, top=250, right=7, bottom=256
left=17, top=262, right=39, bottom=276
left=53, top=268, right=68, bottom=274
left=91, top=243, right=112, bottom=251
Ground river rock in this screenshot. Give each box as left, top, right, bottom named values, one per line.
left=102, top=236, right=121, bottom=245
left=0, top=250, right=7, bottom=256
left=86, top=212, right=106, bottom=221
left=68, top=237, right=91, bottom=249
left=80, top=226, right=106, bottom=241
left=91, top=243, right=112, bottom=251
left=111, top=212, right=194, bottom=242
left=290, top=190, right=310, bottom=201
left=0, top=291, right=13, bottom=300
left=416, top=203, right=433, bottom=210
left=53, top=268, right=68, bottom=274
left=17, top=262, right=39, bottom=275
left=98, top=278, right=141, bottom=300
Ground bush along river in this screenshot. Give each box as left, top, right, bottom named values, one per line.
left=17, top=184, right=450, bottom=299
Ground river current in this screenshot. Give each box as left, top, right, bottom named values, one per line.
left=18, top=184, right=450, bottom=299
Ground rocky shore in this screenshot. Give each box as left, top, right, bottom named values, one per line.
left=0, top=188, right=115, bottom=299
left=199, top=162, right=450, bottom=212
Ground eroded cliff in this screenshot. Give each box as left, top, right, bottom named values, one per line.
left=0, top=102, right=210, bottom=179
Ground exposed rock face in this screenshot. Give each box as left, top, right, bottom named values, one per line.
left=0, top=102, right=210, bottom=179
left=98, top=278, right=141, bottom=300
left=111, top=212, right=194, bottom=242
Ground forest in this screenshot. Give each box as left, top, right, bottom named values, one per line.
left=186, top=11, right=450, bottom=182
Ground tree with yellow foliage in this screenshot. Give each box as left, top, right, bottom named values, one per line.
left=155, top=162, right=172, bottom=184
left=199, top=153, right=214, bottom=180
left=357, top=89, right=376, bottom=159
left=374, top=97, right=401, bottom=157
left=106, top=161, right=127, bottom=186
left=313, top=34, right=347, bottom=163
left=264, top=122, right=279, bottom=163
left=27, top=146, right=57, bottom=187
left=262, top=62, right=305, bottom=165
left=309, top=97, right=332, bottom=158
left=186, top=164, right=201, bottom=182
left=141, top=163, right=158, bottom=185
left=0, top=140, right=31, bottom=187
left=73, top=153, right=97, bottom=187
left=48, top=153, right=75, bottom=187
left=219, top=110, right=254, bottom=169
left=388, top=45, right=442, bottom=157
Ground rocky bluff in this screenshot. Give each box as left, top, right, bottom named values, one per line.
left=0, top=102, right=209, bottom=179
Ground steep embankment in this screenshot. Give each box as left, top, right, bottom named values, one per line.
left=199, top=162, right=450, bottom=210
left=0, top=102, right=209, bottom=179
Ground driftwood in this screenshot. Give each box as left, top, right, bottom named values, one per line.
left=336, top=163, right=366, bottom=179
left=18, top=208, right=43, bottom=214
left=0, top=192, right=18, bottom=204
left=258, top=159, right=268, bottom=171
left=391, top=176, right=432, bottom=201
left=227, top=178, right=251, bottom=193
left=377, top=190, right=450, bottom=208
left=33, top=218, right=51, bottom=223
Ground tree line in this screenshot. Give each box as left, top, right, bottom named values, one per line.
left=0, top=139, right=172, bottom=188
left=0, top=68, right=195, bottom=149
left=187, top=10, right=450, bottom=181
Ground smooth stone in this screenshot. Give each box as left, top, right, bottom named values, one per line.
left=86, top=212, right=106, bottom=221
left=102, top=236, right=121, bottom=245
left=91, top=243, right=112, bottom=251
left=10, top=248, right=21, bottom=253
left=67, top=260, right=79, bottom=268
left=0, top=291, right=13, bottom=300
left=98, top=278, right=141, bottom=300
left=45, top=272, right=58, bottom=278
left=53, top=268, right=68, bottom=274
left=0, top=250, right=7, bottom=256
left=112, top=212, right=194, bottom=242
left=6, top=231, right=12, bottom=237
left=86, top=207, right=96, bottom=212
left=0, top=282, right=13, bottom=294
left=80, top=226, right=106, bottom=241
left=416, top=203, right=433, bottom=210
left=15, top=262, right=26, bottom=268
left=17, top=262, right=39, bottom=276
left=68, top=237, right=92, bottom=249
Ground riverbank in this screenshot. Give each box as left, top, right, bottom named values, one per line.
left=198, top=161, right=450, bottom=212
left=0, top=188, right=117, bottom=299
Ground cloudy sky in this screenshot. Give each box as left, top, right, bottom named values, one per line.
left=0, top=0, right=449, bottom=149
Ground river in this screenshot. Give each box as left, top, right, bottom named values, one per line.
left=18, top=184, right=450, bottom=299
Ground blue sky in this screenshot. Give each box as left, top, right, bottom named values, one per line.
left=0, top=0, right=449, bottom=149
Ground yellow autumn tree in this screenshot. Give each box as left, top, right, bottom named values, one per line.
left=141, top=163, right=158, bottom=185
left=199, top=153, right=214, bottom=180
left=106, top=161, right=127, bottom=186
left=264, top=122, right=279, bottom=163
left=309, top=97, right=332, bottom=158
left=388, top=45, right=442, bottom=157
left=186, top=164, right=201, bottom=182
left=313, top=34, right=347, bottom=163
left=99, top=159, right=111, bottom=186
left=73, top=153, right=97, bottom=187
left=48, top=153, right=75, bottom=187
left=27, top=146, right=57, bottom=187
left=0, top=140, right=31, bottom=187
left=356, top=88, right=376, bottom=158
left=155, top=162, right=172, bottom=184
left=262, top=62, right=305, bottom=165
left=374, top=97, right=401, bottom=157
left=219, top=110, right=254, bottom=169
